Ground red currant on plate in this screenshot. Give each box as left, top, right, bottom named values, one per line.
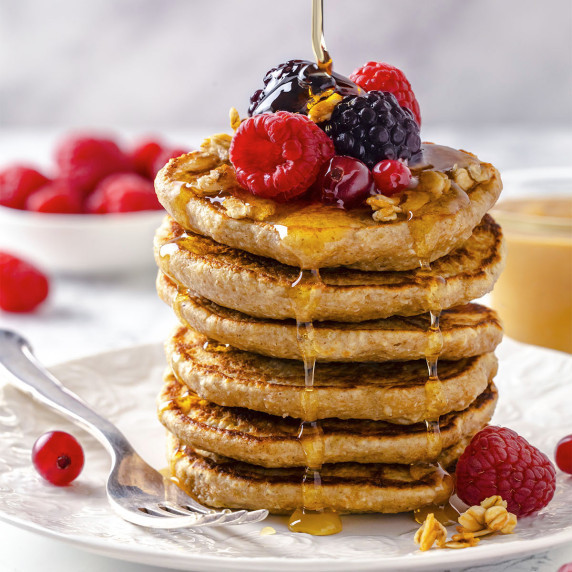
left=555, top=434, right=572, bottom=474
left=372, top=159, right=411, bottom=196
left=318, top=155, right=373, bottom=209
left=32, top=431, right=84, bottom=486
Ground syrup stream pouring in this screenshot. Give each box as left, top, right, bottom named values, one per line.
left=311, top=0, right=332, bottom=74
left=0, top=330, right=268, bottom=529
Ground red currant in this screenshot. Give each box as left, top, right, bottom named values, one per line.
left=32, top=431, right=84, bottom=486
left=555, top=434, right=572, bottom=474
left=372, top=159, right=411, bottom=196
left=318, top=156, right=373, bottom=209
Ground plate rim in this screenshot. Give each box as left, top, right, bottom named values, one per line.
left=1, top=508, right=571, bottom=572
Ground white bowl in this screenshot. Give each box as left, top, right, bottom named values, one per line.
left=0, top=206, right=166, bottom=274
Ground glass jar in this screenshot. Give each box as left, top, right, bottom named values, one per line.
left=491, top=168, right=572, bottom=353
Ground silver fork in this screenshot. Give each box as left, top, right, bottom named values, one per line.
left=0, top=330, right=268, bottom=529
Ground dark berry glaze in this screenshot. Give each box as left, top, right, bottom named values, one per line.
left=248, top=60, right=361, bottom=117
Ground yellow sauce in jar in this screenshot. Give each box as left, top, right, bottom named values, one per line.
left=492, top=196, right=572, bottom=353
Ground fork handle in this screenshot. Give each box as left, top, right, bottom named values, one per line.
left=0, top=330, right=133, bottom=459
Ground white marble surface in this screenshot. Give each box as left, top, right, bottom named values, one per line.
left=0, top=128, right=571, bottom=571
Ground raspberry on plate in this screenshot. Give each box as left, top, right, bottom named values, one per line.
left=350, top=61, right=421, bottom=125
left=86, top=173, right=162, bottom=213
left=0, top=165, right=51, bottom=210
left=26, top=180, right=82, bottom=214
left=456, top=426, right=556, bottom=517
left=54, top=134, right=132, bottom=195
left=0, top=252, right=49, bottom=313
left=229, top=111, right=335, bottom=200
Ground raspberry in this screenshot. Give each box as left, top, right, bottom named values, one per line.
left=26, top=180, right=82, bottom=214
left=350, top=61, right=421, bottom=125
left=372, top=159, right=411, bottom=195
left=151, top=147, right=188, bottom=178
left=54, top=134, right=132, bottom=195
left=0, top=252, right=49, bottom=313
left=456, top=426, right=556, bottom=517
left=131, top=139, right=164, bottom=179
left=323, top=91, right=422, bottom=168
left=0, top=165, right=51, bottom=209
left=229, top=111, right=334, bottom=200
left=86, top=173, right=161, bottom=213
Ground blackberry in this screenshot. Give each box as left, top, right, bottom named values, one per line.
left=323, top=91, right=422, bottom=167
left=248, top=59, right=360, bottom=116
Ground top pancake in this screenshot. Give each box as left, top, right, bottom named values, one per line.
left=155, top=140, right=502, bottom=270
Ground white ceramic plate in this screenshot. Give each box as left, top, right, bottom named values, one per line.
left=0, top=206, right=165, bottom=274
left=0, top=339, right=571, bottom=572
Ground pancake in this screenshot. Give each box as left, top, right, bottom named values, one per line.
left=154, top=213, right=505, bottom=322
left=155, top=141, right=502, bottom=270
left=158, top=371, right=498, bottom=467
left=166, top=434, right=461, bottom=514
left=158, top=273, right=502, bottom=361
left=166, top=326, right=498, bottom=423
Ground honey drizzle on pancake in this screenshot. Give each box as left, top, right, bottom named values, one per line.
left=420, top=260, right=447, bottom=460
left=405, top=215, right=453, bottom=519
left=287, top=269, right=342, bottom=535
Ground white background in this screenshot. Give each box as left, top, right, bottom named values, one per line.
left=1, top=0, right=571, bottom=132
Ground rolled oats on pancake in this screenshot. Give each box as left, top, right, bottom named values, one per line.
left=158, top=371, right=498, bottom=467
left=155, top=139, right=502, bottom=270
left=154, top=213, right=505, bottom=322
left=165, top=326, right=498, bottom=423
left=157, top=273, right=502, bottom=361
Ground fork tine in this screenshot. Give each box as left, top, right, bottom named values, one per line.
left=158, top=501, right=202, bottom=517
left=175, top=497, right=219, bottom=515
left=215, top=510, right=248, bottom=525
left=140, top=506, right=269, bottom=528
left=160, top=501, right=270, bottom=526
left=128, top=507, right=229, bottom=528
left=222, top=509, right=269, bottom=526
left=234, top=509, right=270, bottom=525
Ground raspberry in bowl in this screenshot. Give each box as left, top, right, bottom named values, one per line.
left=0, top=133, right=189, bottom=274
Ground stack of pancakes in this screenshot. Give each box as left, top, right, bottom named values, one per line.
left=153, top=136, right=504, bottom=514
